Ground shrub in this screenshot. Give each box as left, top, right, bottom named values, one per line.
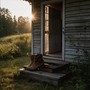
left=0, top=34, right=31, bottom=59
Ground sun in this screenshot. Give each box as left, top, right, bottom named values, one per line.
left=30, top=14, right=35, bottom=20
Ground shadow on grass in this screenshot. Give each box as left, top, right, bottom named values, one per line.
left=0, top=56, right=89, bottom=90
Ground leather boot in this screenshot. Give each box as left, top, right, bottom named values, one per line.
left=25, top=54, right=44, bottom=70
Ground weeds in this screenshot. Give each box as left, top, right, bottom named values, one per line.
left=0, top=34, right=31, bottom=59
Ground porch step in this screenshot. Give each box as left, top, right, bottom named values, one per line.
left=20, top=68, right=70, bottom=86
left=43, top=56, right=69, bottom=64
left=39, top=62, right=70, bottom=73
left=19, top=58, right=71, bottom=86
left=43, top=56, right=62, bottom=61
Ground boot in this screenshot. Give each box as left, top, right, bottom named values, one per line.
left=25, top=54, right=44, bottom=71
left=24, top=55, right=36, bottom=68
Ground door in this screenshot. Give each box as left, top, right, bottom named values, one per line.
left=44, top=2, right=63, bottom=57
left=49, top=7, right=62, bottom=54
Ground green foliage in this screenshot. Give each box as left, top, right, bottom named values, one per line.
left=0, top=56, right=89, bottom=90
left=0, top=8, right=17, bottom=37
left=0, top=43, right=20, bottom=59
left=69, top=51, right=90, bottom=90
left=67, top=28, right=90, bottom=90
left=0, top=34, right=31, bottom=59
left=0, top=57, right=30, bottom=90
left=0, top=57, right=59, bottom=90
left=0, top=8, right=31, bottom=38
left=17, top=16, right=31, bottom=34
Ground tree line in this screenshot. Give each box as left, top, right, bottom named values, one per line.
left=0, top=8, right=31, bottom=37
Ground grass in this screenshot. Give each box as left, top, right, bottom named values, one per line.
left=0, top=56, right=89, bottom=90
left=0, top=56, right=62, bottom=90
left=0, top=34, right=61, bottom=90
left=0, top=34, right=31, bottom=59
left=0, top=34, right=89, bottom=90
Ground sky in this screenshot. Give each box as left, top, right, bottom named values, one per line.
left=0, top=0, right=32, bottom=19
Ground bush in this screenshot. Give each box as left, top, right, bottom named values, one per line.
left=70, top=52, right=90, bottom=90
left=0, top=43, right=20, bottom=59
left=0, top=34, right=31, bottom=59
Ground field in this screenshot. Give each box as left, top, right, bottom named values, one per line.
left=0, top=34, right=89, bottom=90
left=0, top=56, right=61, bottom=90
left=0, top=34, right=60, bottom=90
left=0, top=34, right=31, bottom=59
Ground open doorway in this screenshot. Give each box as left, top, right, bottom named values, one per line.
left=44, top=2, right=63, bottom=57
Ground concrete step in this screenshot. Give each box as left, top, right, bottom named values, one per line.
left=19, top=68, right=70, bottom=86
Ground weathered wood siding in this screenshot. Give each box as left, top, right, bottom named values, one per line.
left=32, top=0, right=47, bottom=54
left=32, top=0, right=42, bottom=54
left=32, top=0, right=90, bottom=61
left=65, top=0, right=90, bottom=61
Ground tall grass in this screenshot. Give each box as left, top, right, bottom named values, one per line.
left=0, top=34, right=31, bottom=59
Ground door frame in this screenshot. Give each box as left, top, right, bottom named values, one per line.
left=41, top=0, right=65, bottom=60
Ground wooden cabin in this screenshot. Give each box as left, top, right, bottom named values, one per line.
left=21, top=0, right=90, bottom=86
left=26, top=0, right=90, bottom=62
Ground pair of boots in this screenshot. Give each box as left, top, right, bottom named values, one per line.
left=25, top=54, right=44, bottom=71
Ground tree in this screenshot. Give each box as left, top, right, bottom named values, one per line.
left=0, top=8, right=17, bottom=37
left=0, top=8, right=31, bottom=37
left=12, top=15, right=18, bottom=34
left=17, top=16, right=31, bottom=34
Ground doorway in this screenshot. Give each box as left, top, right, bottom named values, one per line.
left=44, top=2, right=63, bottom=57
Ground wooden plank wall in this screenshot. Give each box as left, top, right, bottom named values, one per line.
left=32, top=0, right=48, bottom=54
left=65, top=0, right=90, bottom=61
left=32, top=0, right=43, bottom=54
left=32, top=0, right=90, bottom=61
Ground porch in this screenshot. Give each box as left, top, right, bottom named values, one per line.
left=20, top=58, right=71, bottom=86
